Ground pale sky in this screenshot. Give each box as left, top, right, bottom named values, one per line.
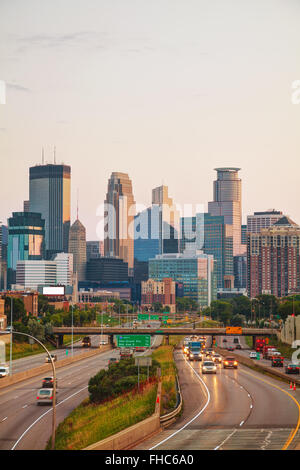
left=0, top=0, right=300, bottom=239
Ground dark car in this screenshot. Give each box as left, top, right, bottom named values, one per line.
left=285, top=363, right=300, bottom=374
left=227, top=346, right=235, bottom=352
left=223, top=357, right=238, bottom=369
left=42, top=377, right=57, bottom=388
left=82, top=336, right=91, bottom=347
left=271, top=356, right=284, bottom=367
left=235, top=344, right=242, bottom=350
left=223, top=338, right=227, bottom=343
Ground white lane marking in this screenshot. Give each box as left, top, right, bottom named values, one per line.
left=149, top=354, right=211, bottom=450
left=1, top=417, right=7, bottom=422
left=239, top=420, right=244, bottom=426
left=214, top=429, right=237, bottom=450
left=22, top=405, right=28, bottom=409
left=11, top=385, right=88, bottom=450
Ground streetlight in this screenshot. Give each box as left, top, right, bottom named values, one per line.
left=71, top=304, right=74, bottom=357
left=1, top=330, right=57, bottom=450
left=9, top=297, right=13, bottom=376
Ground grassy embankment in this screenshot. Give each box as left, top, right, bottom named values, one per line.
left=49, top=335, right=182, bottom=449
left=49, top=381, right=157, bottom=450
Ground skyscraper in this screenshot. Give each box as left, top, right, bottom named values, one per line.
left=69, top=219, right=87, bottom=282
left=208, top=168, right=245, bottom=256
left=0, top=224, right=8, bottom=290
left=29, top=164, right=71, bottom=258
left=104, top=172, right=135, bottom=274
left=152, top=185, right=179, bottom=254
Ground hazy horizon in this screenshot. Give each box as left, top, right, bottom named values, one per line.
left=1, top=0, right=299, bottom=239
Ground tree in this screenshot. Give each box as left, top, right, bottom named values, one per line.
left=27, top=318, right=45, bottom=342
left=230, top=314, right=245, bottom=327
left=210, top=300, right=233, bottom=325
left=228, top=296, right=251, bottom=319
left=5, top=296, right=26, bottom=322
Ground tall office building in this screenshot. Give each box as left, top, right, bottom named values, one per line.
left=53, top=252, right=73, bottom=287
left=247, top=210, right=284, bottom=233
left=208, top=168, right=245, bottom=256
left=134, top=206, right=160, bottom=262
left=29, top=164, right=71, bottom=258
left=69, top=219, right=86, bottom=282
left=199, top=213, right=234, bottom=289
left=0, top=225, right=8, bottom=290
left=7, top=212, right=45, bottom=287
left=241, top=225, right=247, bottom=244
left=247, top=216, right=300, bottom=298
left=86, top=241, right=103, bottom=261
left=152, top=185, right=179, bottom=254
left=180, top=217, right=197, bottom=253
left=16, top=260, right=56, bottom=290
left=104, top=172, right=135, bottom=274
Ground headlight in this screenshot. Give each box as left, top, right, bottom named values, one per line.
left=190, top=354, right=194, bottom=357
left=234, top=362, right=238, bottom=365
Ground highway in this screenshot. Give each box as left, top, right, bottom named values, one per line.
left=135, top=339, right=300, bottom=450
left=7, top=334, right=104, bottom=375
left=0, top=321, right=161, bottom=450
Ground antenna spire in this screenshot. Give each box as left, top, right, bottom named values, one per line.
left=77, top=188, right=79, bottom=220
left=42, top=147, right=44, bottom=165
left=54, top=146, right=56, bottom=164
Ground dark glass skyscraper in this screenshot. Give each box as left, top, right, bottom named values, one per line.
left=29, top=164, right=71, bottom=258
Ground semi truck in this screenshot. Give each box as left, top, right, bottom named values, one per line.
left=188, top=341, right=202, bottom=361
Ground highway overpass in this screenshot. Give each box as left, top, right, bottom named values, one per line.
left=52, top=326, right=280, bottom=347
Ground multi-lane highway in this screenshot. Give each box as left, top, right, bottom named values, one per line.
left=0, top=322, right=162, bottom=450
left=135, top=338, right=300, bottom=450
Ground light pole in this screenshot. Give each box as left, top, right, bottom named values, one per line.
left=9, top=297, right=13, bottom=376
left=71, top=304, right=74, bottom=357
left=1, top=330, right=57, bottom=449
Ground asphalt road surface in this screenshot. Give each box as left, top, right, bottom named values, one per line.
left=135, top=343, right=300, bottom=450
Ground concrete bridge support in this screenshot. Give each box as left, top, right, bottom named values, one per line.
left=56, top=334, right=64, bottom=349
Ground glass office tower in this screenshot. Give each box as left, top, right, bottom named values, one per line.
left=149, top=251, right=217, bottom=309
left=7, top=212, right=45, bottom=287
left=29, top=164, right=71, bottom=258
left=208, top=168, right=244, bottom=256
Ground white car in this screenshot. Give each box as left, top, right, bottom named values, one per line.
left=0, top=365, right=9, bottom=378
left=99, top=339, right=108, bottom=345
left=202, top=361, right=217, bottom=374
left=249, top=352, right=257, bottom=359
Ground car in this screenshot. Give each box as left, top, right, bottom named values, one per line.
left=45, top=354, right=57, bottom=363
left=223, top=338, right=227, bottom=343
left=223, top=357, right=238, bottom=369
left=0, top=365, right=9, bottom=378
left=285, top=363, right=300, bottom=374
left=36, top=388, right=57, bottom=405
left=271, top=356, right=284, bottom=367
left=249, top=351, right=257, bottom=359
left=235, top=344, right=242, bottom=350
left=82, top=336, right=91, bottom=347
left=227, top=346, right=235, bottom=352
left=135, top=346, right=146, bottom=352
left=108, top=357, right=119, bottom=366
left=42, top=377, right=57, bottom=388
left=212, top=354, right=222, bottom=364
left=202, top=361, right=217, bottom=374
left=146, top=324, right=151, bottom=328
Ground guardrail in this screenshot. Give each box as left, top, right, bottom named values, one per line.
left=160, top=374, right=182, bottom=427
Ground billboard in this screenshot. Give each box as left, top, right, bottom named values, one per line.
left=43, top=286, right=65, bottom=296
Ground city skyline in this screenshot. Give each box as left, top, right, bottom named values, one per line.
left=0, top=0, right=300, bottom=239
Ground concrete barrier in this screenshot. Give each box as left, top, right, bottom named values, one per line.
left=215, top=346, right=300, bottom=386
left=0, top=344, right=112, bottom=390
left=84, top=380, right=162, bottom=450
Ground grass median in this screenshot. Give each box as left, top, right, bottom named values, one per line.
left=50, top=382, right=158, bottom=450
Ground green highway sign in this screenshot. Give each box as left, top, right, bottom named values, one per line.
left=117, top=335, right=151, bottom=348
left=150, top=315, right=159, bottom=320
left=138, top=314, right=149, bottom=321
left=256, top=353, right=260, bottom=360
